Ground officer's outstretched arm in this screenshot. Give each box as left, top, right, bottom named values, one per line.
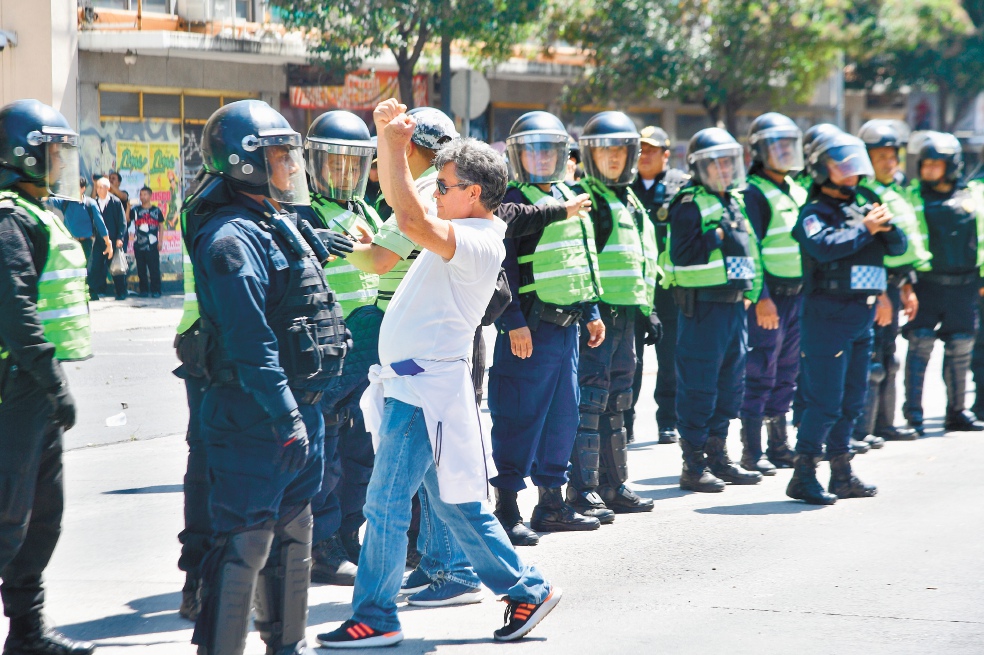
left=347, top=242, right=403, bottom=275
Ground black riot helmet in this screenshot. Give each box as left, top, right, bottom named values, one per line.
left=857, top=119, right=906, bottom=150
left=687, top=128, right=745, bottom=194
left=201, top=99, right=310, bottom=205
left=579, top=111, right=640, bottom=187
left=917, top=131, right=963, bottom=184
left=807, top=130, right=873, bottom=196
left=305, top=110, right=374, bottom=202
left=748, top=112, right=803, bottom=174
left=506, top=111, right=570, bottom=185
left=0, top=99, right=81, bottom=199
left=802, top=123, right=841, bottom=163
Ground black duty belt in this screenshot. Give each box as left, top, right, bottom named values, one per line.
left=813, top=289, right=879, bottom=305
left=294, top=389, right=324, bottom=406
left=695, top=288, right=745, bottom=303
left=770, top=283, right=803, bottom=297
left=918, top=271, right=979, bottom=286
left=538, top=303, right=582, bottom=327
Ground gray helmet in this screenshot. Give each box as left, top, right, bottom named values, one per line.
left=0, top=99, right=80, bottom=199
left=857, top=120, right=906, bottom=150
left=201, top=99, right=309, bottom=205
left=305, top=110, right=374, bottom=201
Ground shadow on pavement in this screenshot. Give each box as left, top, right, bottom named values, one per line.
left=633, top=476, right=679, bottom=486
left=378, top=637, right=546, bottom=654
left=694, top=501, right=827, bottom=516
left=104, top=484, right=184, bottom=495
left=635, top=487, right=689, bottom=501
left=55, top=592, right=191, bottom=642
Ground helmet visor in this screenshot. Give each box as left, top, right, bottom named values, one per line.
left=823, top=144, right=874, bottom=182
left=264, top=144, right=310, bottom=206
left=46, top=141, right=81, bottom=201
left=692, top=145, right=746, bottom=193
left=757, top=133, right=804, bottom=172
left=581, top=137, right=640, bottom=187
left=506, top=134, right=569, bottom=185
left=306, top=142, right=373, bottom=201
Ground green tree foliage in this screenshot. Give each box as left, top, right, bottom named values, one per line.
left=548, top=0, right=845, bottom=133
left=271, top=0, right=541, bottom=109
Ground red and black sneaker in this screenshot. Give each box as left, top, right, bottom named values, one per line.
left=493, top=586, right=563, bottom=641
left=317, top=619, right=404, bottom=649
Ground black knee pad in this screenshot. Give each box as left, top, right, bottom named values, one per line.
left=569, top=429, right=601, bottom=490
left=579, top=385, right=609, bottom=414
left=578, top=412, right=600, bottom=431
left=869, top=362, right=886, bottom=385
left=601, top=413, right=624, bottom=432
left=609, top=390, right=633, bottom=413
left=944, top=334, right=976, bottom=358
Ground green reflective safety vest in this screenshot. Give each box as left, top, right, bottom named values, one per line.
left=176, top=206, right=200, bottom=335
left=513, top=182, right=602, bottom=306
left=579, top=176, right=659, bottom=312
left=310, top=194, right=381, bottom=317
left=907, top=182, right=984, bottom=273
left=860, top=179, right=931, bottom=270
left=661, top=187, right=763, bottom=303
left=0, top=190, right=92, bottom=361
left=749, top=174, right=807, bottom=279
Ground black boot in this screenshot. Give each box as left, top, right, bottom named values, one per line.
left=706, top=436, right=763, bottom=485
left=876, top=425, right=919, bottom=441
left=530, top=487, right=600, bottom=532
left=828, top=452, right=877, bottom=498
left=597, top=409, right=654, bottom=513
left=739, top=419, right=776, bottom=476
left=567, top=416, right=616, bottom=524
left=311, top=533, right=358, bottom=585
left=942, top=335, right=984, bottom=432
left=658, top=427, right=679, bottom=444
left=763, top=415, right=796, bottom=468
left=3, top=615, right=95, bottom=655
left=179, top=572, right=202, bottom=622
left=679, top=439, right=725, bottom=492
left=786, top=454, right=837, bottom=505
left=850, top=438, right=871, bottom=454
left=903, top=328, right=935, bottom=434
left=339, top=529, right=362, bottom=563
left=493, top=488, right=540, bottom=546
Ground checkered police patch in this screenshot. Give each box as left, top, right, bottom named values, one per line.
left=802, top=214, right=824, bottom=237
left=725, top=256, right=756, bottom=280
left=850, top=265, right=887, bottom=291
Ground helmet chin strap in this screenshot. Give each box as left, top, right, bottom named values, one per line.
left=821, top=179, right=857, bottom=198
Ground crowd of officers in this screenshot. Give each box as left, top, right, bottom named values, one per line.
left=2, top=91, right=984, bottom=654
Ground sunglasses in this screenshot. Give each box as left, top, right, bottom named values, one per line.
left=436, top=179, right=472, bottom=195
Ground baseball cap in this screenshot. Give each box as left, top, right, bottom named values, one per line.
left=407, top=107, right=459, bottom=149
left=640, top=126, right=671, bottom=148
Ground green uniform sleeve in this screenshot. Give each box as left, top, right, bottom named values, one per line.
left=372, top=218, right=419, bottom=260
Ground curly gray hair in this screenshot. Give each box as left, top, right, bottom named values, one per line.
left=433, top=137, right=508, bottom=211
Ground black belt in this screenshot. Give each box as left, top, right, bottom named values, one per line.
left=918, top=271, right=979, bottom=286
left=538, top=303, right=582, bottom=327
left=770, top=283, right=803, bottom=297
left=814, top=289, right=879, bottom=305
left=294, top=389, right=324, bottom=405
left=695, top=289, right=745, bottom=303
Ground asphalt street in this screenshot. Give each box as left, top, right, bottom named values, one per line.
left=6, top=294, right=983, bottom=654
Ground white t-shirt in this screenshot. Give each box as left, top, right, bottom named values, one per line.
left=378, top=216, right=507, bottom=403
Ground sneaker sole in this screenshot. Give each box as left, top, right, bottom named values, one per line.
left=494, top=587, right=563, bottom=641
left=318, top=632, right=404, bottom=649
left=399, top=583, right=430, bottom=595
left=406, top=589, right=483, bottom=607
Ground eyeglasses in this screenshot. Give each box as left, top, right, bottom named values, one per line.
left=436, top=179, right=472, bottom=195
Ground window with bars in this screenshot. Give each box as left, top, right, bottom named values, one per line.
left=98, top=88, right=253, bottom=122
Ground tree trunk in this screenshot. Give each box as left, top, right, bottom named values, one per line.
left=441, top=33, right=452, bottom=116
left=397, top=59, right=417, bottom=110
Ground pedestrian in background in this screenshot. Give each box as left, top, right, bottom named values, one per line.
left=94, top=177, right=128, bottom=300
left=129, top=185, right=164, bottom=297
left=48, top=177, right=112, bottom=300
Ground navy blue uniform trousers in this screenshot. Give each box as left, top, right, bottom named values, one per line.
left=312, top=304, right=380, bottom=543
left=178, top=374, right=211, bottom=576
left=676, top=300, right=747, bottom=448
left=488, top=320, right=580, bottom=491
left=741, top=293, right=802, bottom=421
left=579, top=305, right=637, bottom=409
left=795, top=295, right=874, bottom=457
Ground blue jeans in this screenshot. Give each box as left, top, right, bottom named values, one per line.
left=416, top=484, right=480, bottom=588
left=352, top=398, right=550, bottom=632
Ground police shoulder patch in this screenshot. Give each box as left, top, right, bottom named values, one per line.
left=802, top=214, right=824, bottom=237
left=209, top=235, right=246, bottom=275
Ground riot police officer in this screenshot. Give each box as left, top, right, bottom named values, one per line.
left=0, top=100, right=96, bottom=655
left=664, top=128, right=764, bottom=492
left=789, top=130, right=906, bottom=505
left=902, top=131, right=984, bottom=434
left=294, top=110, right=378, bottom=586
left=186, top=100, right=351, bottom=655
left=489, top=111, right=604, bottom=546
left=627, top=126, right=689, bottom=445
left=853, top=120, right=926, bottom=445
left=567, top=111, right=657, bottom=517
left=739, top=113, right=809, bottom=475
